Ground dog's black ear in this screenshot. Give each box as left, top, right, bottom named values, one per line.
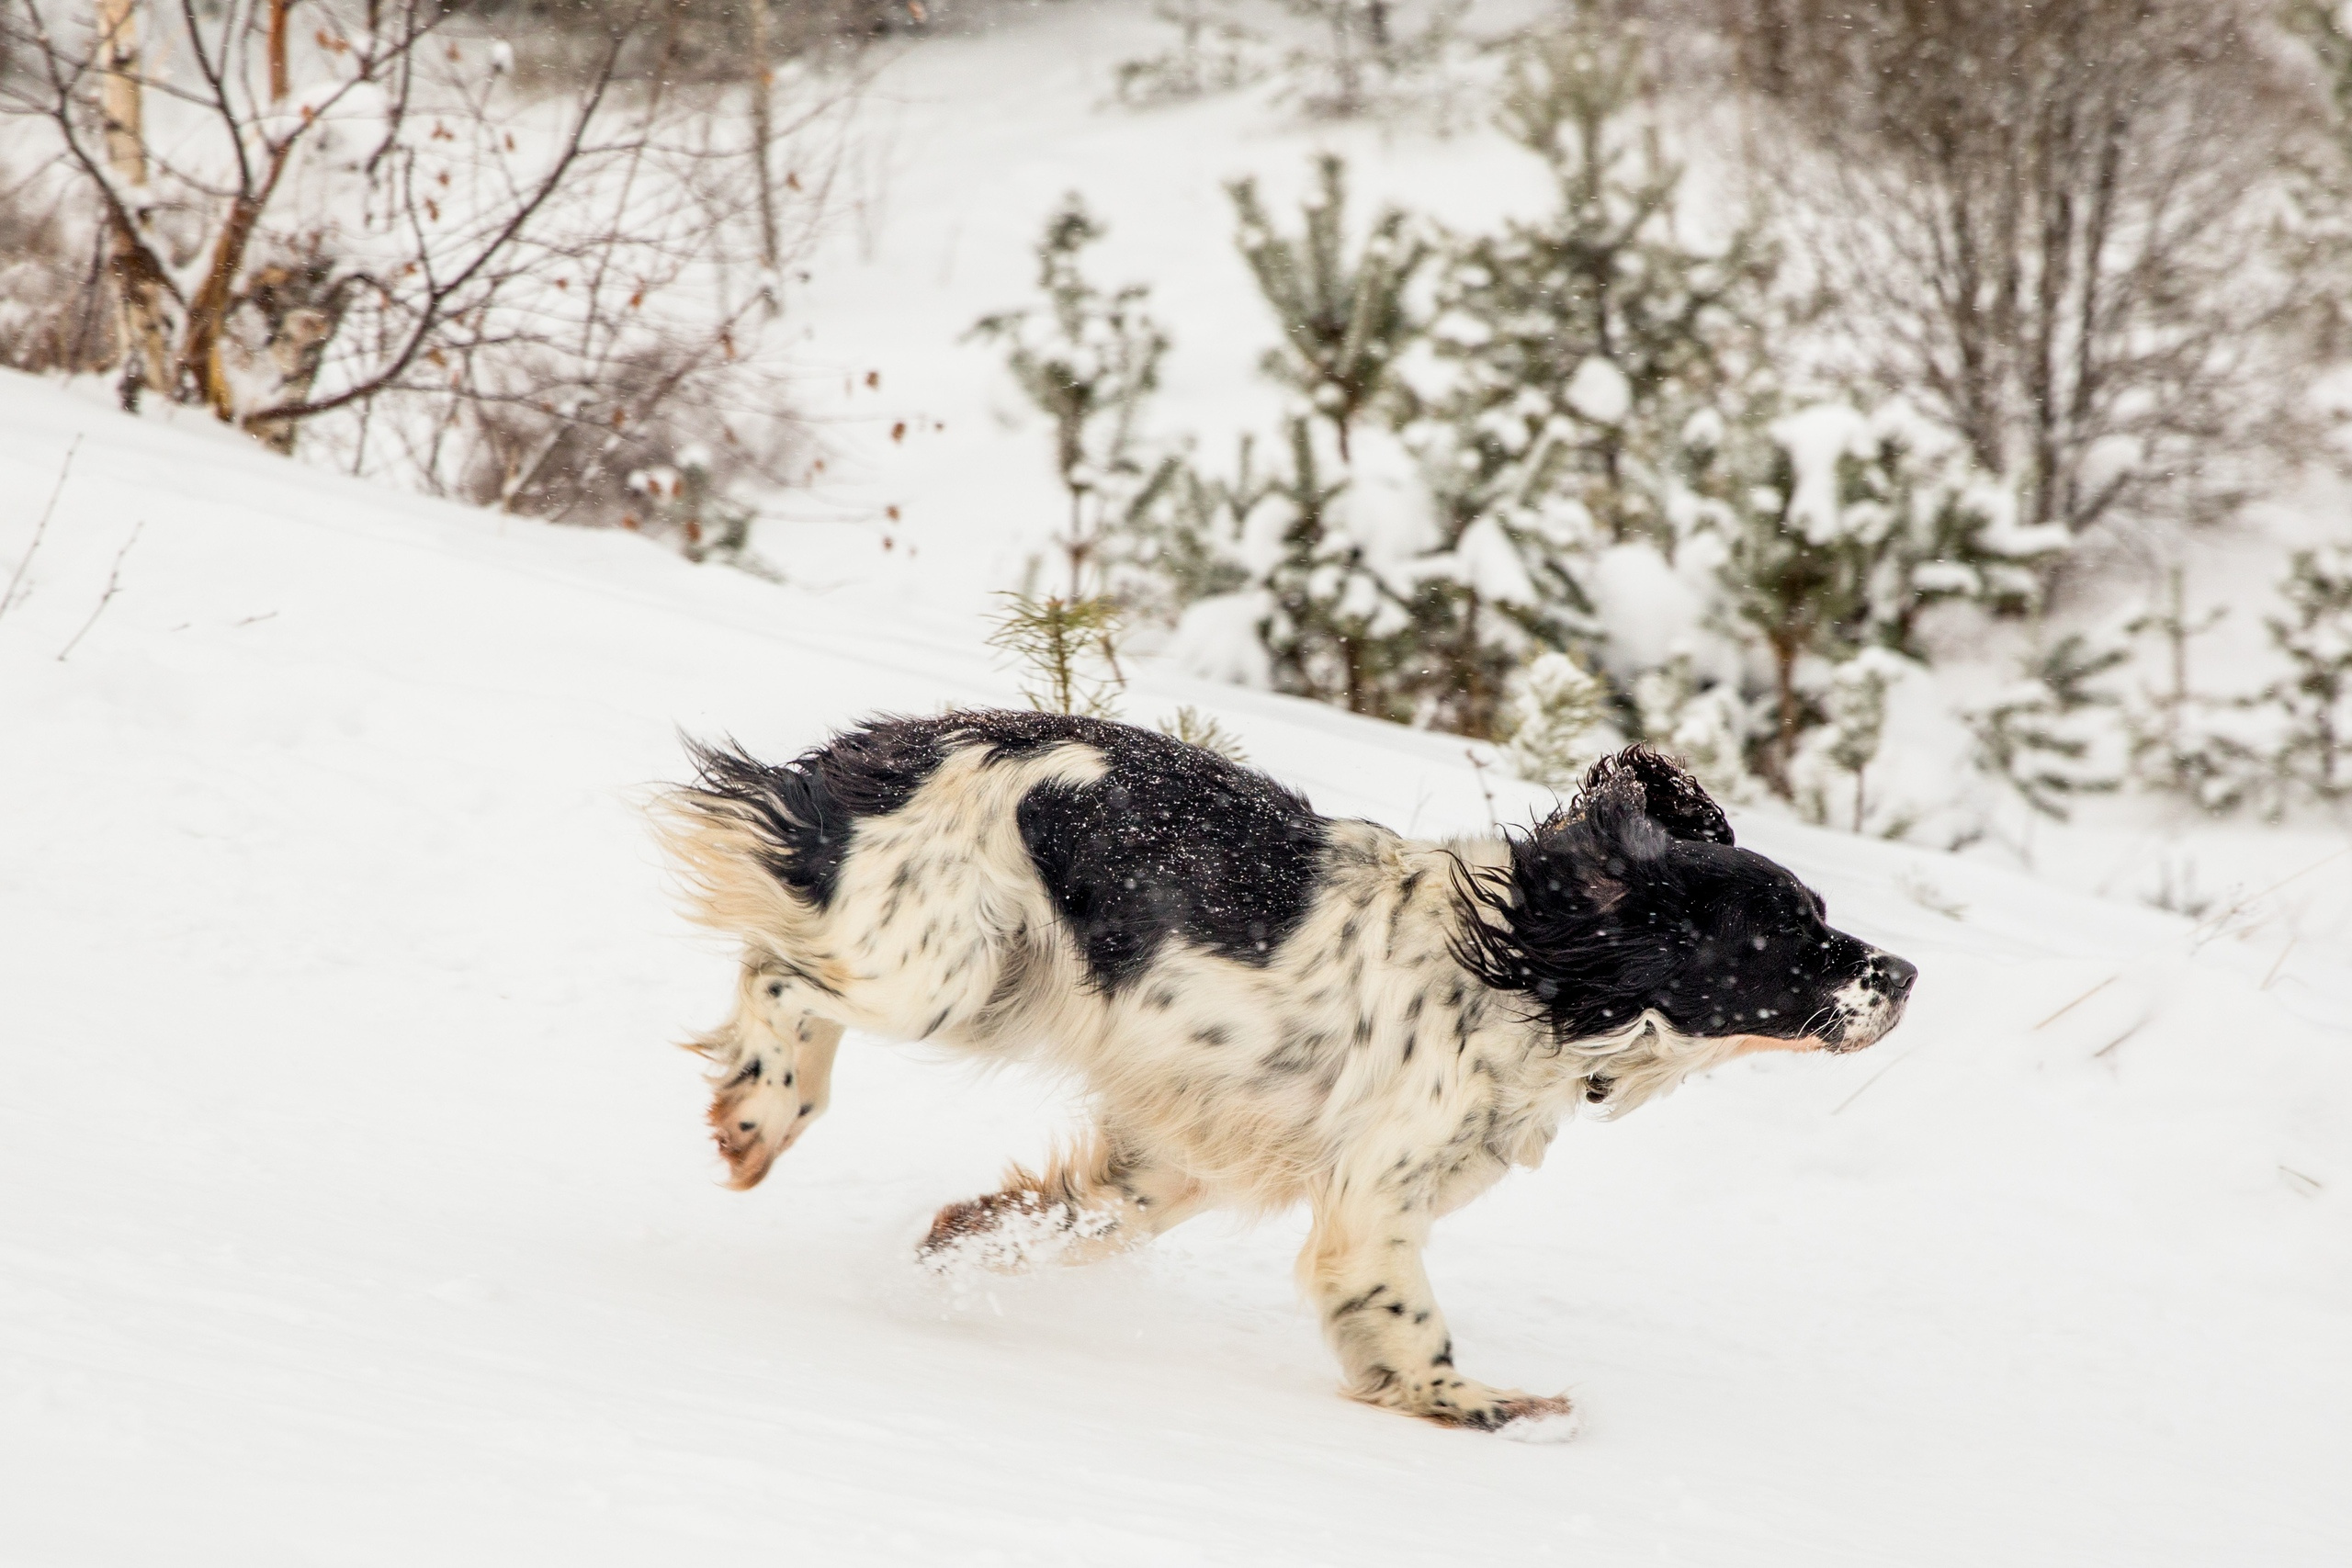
left=1577, top=746, right=1734, bottom=848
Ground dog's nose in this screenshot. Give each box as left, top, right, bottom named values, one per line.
left=1879, top=953, right=1917, bottom=997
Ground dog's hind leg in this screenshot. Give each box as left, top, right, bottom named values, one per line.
left=1302, top=1168, right=1578, bottom=1438
left=917, top=1126, right=1204, bottom=1276
left=694, top=964, right=845, bottom=1190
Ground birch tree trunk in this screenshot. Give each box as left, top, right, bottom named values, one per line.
left=748, top=0, right=781, bottom=288
left=95, top=0, right=174, bottom=406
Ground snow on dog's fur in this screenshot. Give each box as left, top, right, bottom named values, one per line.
left=654, top=712, right=1917, bottom=1435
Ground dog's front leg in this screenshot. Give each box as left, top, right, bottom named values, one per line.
left=1301, top=1175, right=1578, bottom=1438
left=697, top=967, right=845, bottom=1190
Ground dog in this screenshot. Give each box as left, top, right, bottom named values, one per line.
left=655, top=710, right=1916, bottom=1438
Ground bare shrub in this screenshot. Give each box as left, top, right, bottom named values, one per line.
left=0, top=166, right=113, bottom=373
left=1698, top=0, right=2331, bottom=541
left=0, top=0, right=853, bottom=538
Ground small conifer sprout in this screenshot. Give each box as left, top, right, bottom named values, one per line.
left=1498, top=651, right=1617, bottom=790
left=987, top=593, right=1128, bottom=718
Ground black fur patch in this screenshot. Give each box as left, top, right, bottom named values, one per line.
left=971, top=713, right=1329, bottom=992
left=682, top=712, right=1329, bottom=988
left=680, top=717, right=959, bottom=907
left=1453, top=747, right=1903, bottom=1043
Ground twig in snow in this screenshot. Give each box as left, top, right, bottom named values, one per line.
left=234, top=610, right=278, bottom=627
left=2279, top=1166, right=2324, bottom=1197
left=2090, top=1019, right=2145, bottom=1060
left=0, top=435, right=81, bottom=625
left=54, top=520, right=144, bottom=663
left=2188, top=845, right=2352, bottom=950
left=1828, top=1043, right=1925, bottom=1115
left=2034, top=973, right=2118, bottom=1031
left=1465, top=749, right=1499, bottom=835
left=2262, top=938, right=2296, bottom=991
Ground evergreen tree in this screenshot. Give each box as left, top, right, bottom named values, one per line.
left=1228, top=155, right=1431, bottom=463
left=1116, top=0, right=1267, bottom=106
left=1791, top=648, right=1906, bottom=833
left=1276, top=1, right=1468, bottom=121
left=971, top=196, right=1179, bottom=598
left=1631, top=657, right=1754, bottom=801
left=1498, top=650, right=1619, bottom=790
left=1391, top=15, right=1777, bottom=736
left=1425, top=19, right=1776, bottom=556
left=988, top=592, right=1128, bottom=718
left=2267, top=544, right=2352, bottom=800
left=1969, top=633, right=2130, bottom=819
left=2124, top=565, right=2263, bottom=812
left=1694, top=398, right=2062, bottom=793
left=1136, top=155, right=1436, bottom=719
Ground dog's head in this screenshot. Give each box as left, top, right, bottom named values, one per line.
left=1454, top=748, right=1915, bottom=1053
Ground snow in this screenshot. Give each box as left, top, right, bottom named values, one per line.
left=1770, top=401, right=1874, bottom=546
left=1564, top=355, right=1632, bottom=425
left=5, top=362, right=2351, bottom=1563
left=4, top=3, right=2351, bottom=1561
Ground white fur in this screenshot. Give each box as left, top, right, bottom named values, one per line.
left=657, top=738, right=1760, bottom=1433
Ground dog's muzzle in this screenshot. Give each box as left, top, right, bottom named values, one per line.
left=1819, top=949, right=1917, bottom=1053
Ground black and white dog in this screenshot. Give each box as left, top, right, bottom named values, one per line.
left=657, top=710, right=1915, bottom=1438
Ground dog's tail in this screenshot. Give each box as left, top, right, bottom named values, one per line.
left=650, top=738, right=833, bottom=949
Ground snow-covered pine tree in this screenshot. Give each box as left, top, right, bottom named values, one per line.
left=1790, top=647, right=1906, bottom=833
left=1228, top=154, right=1430, bottom=464
left=2125, top=565, right=2264, bottom=812
left=970, top=196, right=1179, bottom=599
left=1250, top=412, right=1417, bottom=716
left=1498, top=649, right=1619, bottom=790
left=1116, top=0, right=1268, bottom=106
left=2266, top=544, right=2352, bottom=801
left=1393, top=13, right=1776, bottom=736
left=1134, top=155, right=1437, bottom=718
left=1631, top=657, right=1753, bottom=800
left=1426, top=16, right=1775, bottom=553
left=1275, top=1, right=1468, bottom=121
left=1692, top=399, right=2062, bottom=794
left=1969, top=633, right=2130, bottom=819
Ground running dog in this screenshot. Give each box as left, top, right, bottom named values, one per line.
left=655, top=711, right=1916, bottom=1438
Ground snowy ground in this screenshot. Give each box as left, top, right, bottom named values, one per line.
left=5, top=355, right=2352, bottom=1564
left=5, top=6, right=2351, bottom=1561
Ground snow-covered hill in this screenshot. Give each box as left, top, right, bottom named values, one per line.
left=5, top=350, right=2350, bottom=1565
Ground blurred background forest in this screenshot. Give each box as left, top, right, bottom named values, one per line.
left=6, top=0, right=2352, bottom=863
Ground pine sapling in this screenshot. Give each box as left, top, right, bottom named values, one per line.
left=2126, top=565, right=2259, bottom=810
left=1228, top=154, right=1430, bottom=463
left=1815, top=651, right=1897, bottom=833
left=988, top=592, right=1128, bottom=717
left=971, top=197, right=1173, bottom=597
left=1969, top=633, right=2129, bottom=819
left=1117, top=0, right=1267, bottom=105
left=2267, top=545, right=2352, bottom=800
left=1632, top=657, right=1753, bottom=801
left=1498, top=650, right=1616, bottom=790
left=1159, top=705, right=1249, bottom=761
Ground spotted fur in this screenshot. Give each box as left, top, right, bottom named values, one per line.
left=654, top=711, right=1916, bottom=1435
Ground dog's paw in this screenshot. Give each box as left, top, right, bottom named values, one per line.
left=916, top=1190, right=1119, bottom=1280
left=1407, top=1380, right=1580, bottom=1438
left=707, top=1067, right=819, bottom=1190
left=1493, top=1395, right=1583, bottom=1443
